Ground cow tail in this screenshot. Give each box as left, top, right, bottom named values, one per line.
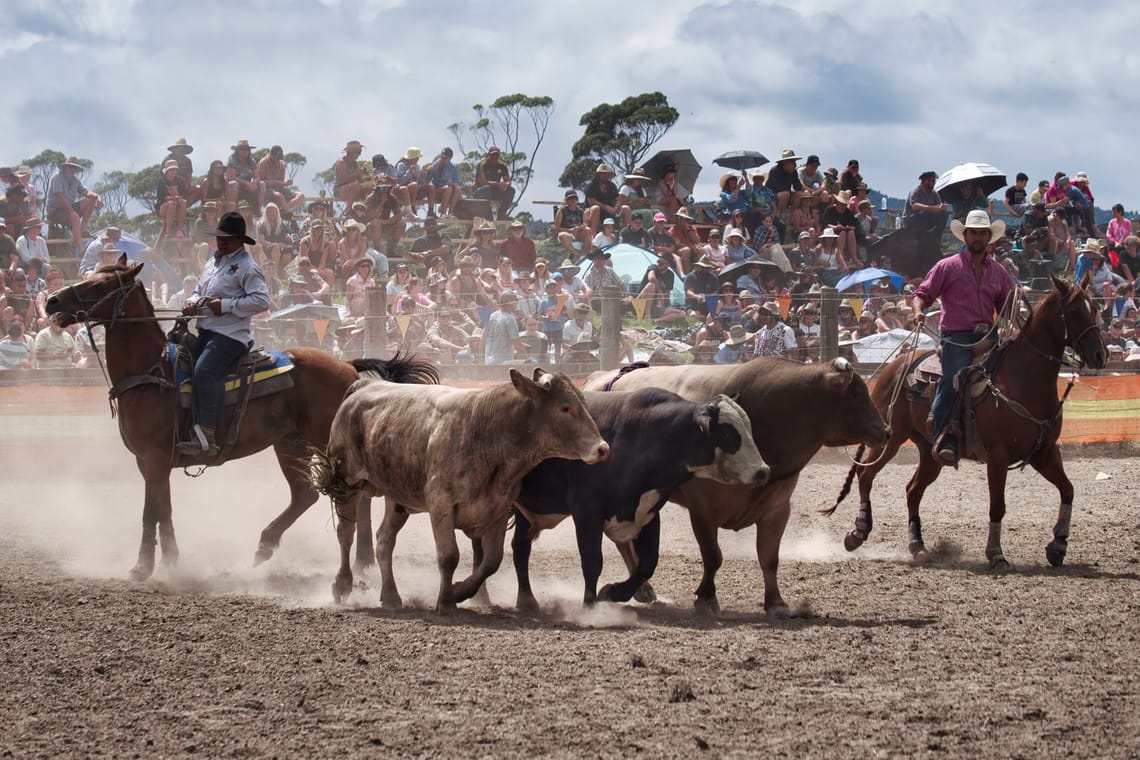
left=819, top=445, right=864, bottom=516
left=352, top=351, right=440, bottom=385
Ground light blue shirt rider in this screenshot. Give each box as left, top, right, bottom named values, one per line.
left=190, top=245, right=270, bottom=346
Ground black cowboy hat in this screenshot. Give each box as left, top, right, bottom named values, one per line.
left=214, top=211, right=256, bottom=245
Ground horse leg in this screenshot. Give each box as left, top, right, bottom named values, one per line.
left=904, top=441, right=944, bottom=560
left=1030, top=444, right=1075, bottom=567
left=352, top=495, right=375, bottom=576
left=755, top=499, right=792, bottom=615
left=845, top=435, right=904, bottom=551
left=430, top=505, right=461, bottom=614
left=689, top=508, right=723, bottom=615
left=601, top=515, right=661, bottom=603
left=511, top=509, right=540, bottom=614
left=376, top=498, right=409, bottom=609
left=131, top=456, right=174, bottom=581
left=615, top=540, right=657, bottom=603
left=331, top=496, right=358, bottom=604
left=255, top=437, right=320, bottom=565
left=451, top=524, right=505, bottom=605
left=984, top=460, right=1011, bottom=571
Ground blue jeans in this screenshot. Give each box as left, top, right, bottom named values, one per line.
left=931, top=331, right=976, bottom=440
left=473, top=184, right=516, bottom=217
left=193, top=329, right=248, bottom=428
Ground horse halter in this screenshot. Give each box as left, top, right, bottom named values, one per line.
left=54, top=270, right=141, bottom=327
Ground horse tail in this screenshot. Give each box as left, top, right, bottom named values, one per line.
left=819, top=444, right=864, bottom=517
left=352, top=350, right=440, bottom=385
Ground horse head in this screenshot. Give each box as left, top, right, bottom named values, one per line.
left=45, top=256, right=147, bottom=328
left=1049, top=274, right=1108, bottom=369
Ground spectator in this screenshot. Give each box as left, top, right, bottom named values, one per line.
left=163, top=138, right=196, bottom=205
left=422, top=147, right=461, bottom=219
left=0, top=220, right=19, bottom=269
left=46, top=156, right=101, bottom=255
left=77, top=228, right=121, bottom=277
left=1118, top=235, right=1140, bottom=283
left=10, top=166, right=37, bottom=213
left=695, top=281, right=744, bottom=346
left=764, top=149, right=804, bottom=216
left=554, top=190, right=591, bottom=257
left=0, top=186, right=34, bottom=249
left=34, top=317, right=79, bottom=369
left=855, top=311, right=876, bottom=338
left=1004, top=172, right=1029, bottom=217
left=156, top=160, right=188, bottom=236
left=799, top=155, right=825, bottom=199
left=15, top=218, right=47, bottom=266
left=734, top=260, right=766, bottom=298
left=669, top=209, right=701, bottom=274
left=1049, top=208, right=1077, bottom=272
left=562, top=302, right=595, bottom=347
left=854, top=199, right=878, bottom=260
left=1022, top=202, right=1057, bottom=260
left=165, top=275, right=198, bottom=312
left=538, top=278, right=570, bottom=362
left=617, top=167, right=653, bottom=225
left=484, top=291, right=524, bottom=364
left=499, top=219, right=537, bottom=270
left=449, top=255, right=489, bottom=307
left=280, top=274, right=319, bottom=309
left=1029, top=179, right=1050, bottom=205
left=584, top=164, right=626, bottom=237
left=700, top=228, right=725, bottom=269
left=814, top=227, right=851, bottom=287
left=479, top=268, right=503, bottom=301
left=24, top=258, right=47, bottom=300
left=473, top=146, right=515, bottom=221
left=789, top=265, right=816, bottom=310
left=789, top=230, right=818, bottom=271
left=791, top=190, right=819, bottom=242
left=719, top=173, right=750, bottom=218
left=257, top=202, right=294, bottom=269
left=684, top=256, right=720, bottom=314
left=1071, top=172, right=1102, bottom=237
left=557, top=258, right=590, bottom=300
left=510, top=270, right=541, bottom=318
left=840, top=159, right=863, bottom=193
left=465, top=221, right=498, bottom=263
left=199, top=161, right=229, bottom=213
left=752, top=301, right=797, bottom=358
left=1110, top=283, right=1136, bottom=322
left=636, top=254, right=686, bottom=323
left=2, top=269, right=36, bottom=330
left=409, top=217, right=453, bottom=268
left=1105, top=320, right=1128, bottom=351
left=949, top=182, right=988, bottom=223
left=591, top=218, right=618, bottom=251
left=299, top=222, right=337, bottom=285
left=226, top=140, right=264, bottom=211
left=386, top=263, right=412, bottom=300
left=875, top=301, right=904, bottom=332
left=426, top=302, right=479, bottom=364
left=1106, top=204, right=1132, bottom=248
left=654, top=163, right=688, bottom=220
left=0, top=322, right=32, bottom=369
left=713, top=324, right=755, bottom=364
left=583, top=248, right=626, bottom=307
left=258, top=145, right=305, bottom=215
left=903, top=170, right=948, bottom=236
left=334, top=140, right=368, bottom=208
left=746, top=171, right=779, bottom=239
left=292, top=256, right=331, bottom=305
left=517, top=314, right=548, bottom=361
left=395, top=147, right=423, bottom=218
left=364, top=184, right=406, bottom=257
left=723, top=228, right=757, bottom=264
left=798, top=303, right=821, bottom=361
left=619, top=213, right=650, bottom=248
left=646, top=211, right=679, bottom=266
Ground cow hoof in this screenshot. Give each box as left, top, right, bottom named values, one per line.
left=694, top=596, right=720, bottom=616
left=253, top=543, right=274, bottom=566
left=331, top=579, right=352, bottom=605
left=633, top=582, right=658, bottom=604
left=1045, top=541, right=1067, bottom=568
left=765, top=602, right=791, bottom=619
left=843, top=531, right=866, bottom=552
left=988, top=555, right=1011, bottom=573
left=127, top=563, right=153, bottom=582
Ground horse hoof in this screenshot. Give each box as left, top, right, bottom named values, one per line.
left=1045, top=541, right=1067, bottom=568
left=988, top=556, right=1011, bottom=572
left=844, top=531, right=866, bottom=552
left=694, top=596, right=720, bottom=616
left=127, top=564, right=153, bottom=582
left=516, top=595, right=540, bottom=616
left=331, top=579, right=353, bottom=605
left=633, top=582, right=658, bottom=604
left=765, top=602, right=791, bottom=619
left=381, top=592, right=403, bottom=610
left=598, top=583, right=615, bottom=602
left=908, top=541, right=926, bottom=559
left=253, top=544, right=274, bottom=566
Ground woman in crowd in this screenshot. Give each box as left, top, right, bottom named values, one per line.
left=815, top=227, right=850, bottom=287
left=875, top=301, right=904, bottom=333
left=257, top=202, right=293, bottom=269
left=344, top=257, right=374, bottom=318
left=700, top=228, right=725, bottom=269
left=337, top=220, right=368, bottom=281
left=386, top=263, right=412, bottom=303
left=199, top=160, right=229, bottom=212
left=300, top=221, right=338, bottom=285
left=791, top=190, right=819, bottom=241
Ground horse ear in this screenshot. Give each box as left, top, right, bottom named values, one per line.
left=1051, top=275, right=1070, bottom=295
left=118, top=253, right=129, bottom=267
left=128, top=261, right=144, bottom=278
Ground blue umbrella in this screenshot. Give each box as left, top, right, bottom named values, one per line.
left=835, top=267, right=905, bottom=294
left=580, top=242, right=684, bottom=307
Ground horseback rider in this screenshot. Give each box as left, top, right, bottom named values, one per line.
left=911, top=210, right=1012, bottom=466
left=177, top=211, right=270, bottom=456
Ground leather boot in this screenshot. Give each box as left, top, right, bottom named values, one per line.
left=176, top=424, right=220, bottom=457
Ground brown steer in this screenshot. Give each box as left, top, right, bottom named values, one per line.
left=314, top=368, right=609, bottom=612
left=584, top=357, right=888, bottom=614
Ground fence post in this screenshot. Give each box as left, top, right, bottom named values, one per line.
left=600, top=285, right=623, bottom=370
left=365, top=283, right=388, bottom=357
left=820, top=285, right=838, bottom=363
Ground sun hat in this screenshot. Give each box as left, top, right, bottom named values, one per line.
left=725, top=227, right=745, bottom=240
left=214, top=211, right=257, bottom=245
left=586, top=248, right=612, bottom=260
left=1074, top=171, right=1089, bottom=183
left=509, top=219, right=525, bottom=229
left=777, top=148, right=802, bottom=162
left=355, top=257, right=373, bottom=269
left=573, top=302, right=592, bottom=316
left=761, top=301, right=781, bottom=317
left=839, top=298, right=854, bottom=310
left=558, top=258, right=581, bottom=275
left=819, top=227, right=839, bottom=239
left=60, top=156, right=84, bottom=169
left=653, top=212, right=667, bottom=222
left=624, top=168, right=651, bottom=181
left=162, top=160, right=179, bottom=173
left=723, top=325, right=756, bottom=346
left=476, top=220, right=496, bottom=233
left=749, top=171, right=767, bottom=183
left=402, top=146, right=422, bottom=160
left=693, top=255, right=716, bottom=269
left=23, top=217, right=42, bottom=231
left=674, top=208, right=693, bottom=221
left=719, top=172, right=740, bottom=191
left=230, top=139, right=254, bottom=151
left=834, top=190, right=853, bottom=205
left=950, top=210, right=1006, bottom=242
left=824, top=167, right=839, bottom=178
left=881, top=301, right=898, bottom=313
left=167, top=137, right=193, bottom=154
left=858, top=199, right=873, bottom=209
left=595, top=163, right=614, bottom=175
left=99, top=242, right=123, bottom=256
left=918, top=170, right=938, bottom=181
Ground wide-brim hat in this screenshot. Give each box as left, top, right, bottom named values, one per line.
left=674, top=208, right=694, bottom=221
left=839, top=298, right=854, bottom=310
left=761, top=301, right=781, bottom=316
left=725, top=227, right=745, bottom=241
left=230, top=139, right=255, bottom=151
left=573, top=302, right=593, bottom=315
left=723, top=325, right=756, bottom=346
left=568, top=338, right=599, bottom=352
left=23, top=217, right=43, bottom=231
left=950, top=210, right=1006, bottom=242
left=834, top=190, right=853, bottom=205
left=99, top=243, right=123, bottom=256
left=719, top=172, right=740, bottom=191
left=595, top=163, right=614, bottom=175
left=693, top=256, right=716, bottom=269
left=344, top=140, right=365, bottom=153
left=476, top=220, right=496, bottom=233
left=819, top=227, right=839, bottom=239
left=624, top=169, right=651, bottom=181
left=777, top=148, right=801, bottom=162
left=586, top=249, right=612, bottom=260
left=214, top=210, right=256, bottom=245
left=458, top=255, right=476, bottom=268
left=558, top=258, right=581, bottom=276
left=60, top=156, right=84, bottom=169
left=403, top=146, right=422, bottom=160
left=308, top=199, right=330, bottom=212
left=167, top=138, right=193, bottom=154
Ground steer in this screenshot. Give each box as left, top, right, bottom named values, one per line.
left=584, top=357, right=889, bottom=614
left=313, top=368, right=609, bottom=612
left=512, top=388, right=769, bottom=611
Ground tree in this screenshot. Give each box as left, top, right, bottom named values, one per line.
left=558, top=92, right=679, bottom=189
left=22, top=149, right=93, bottom=214
left=314, top=165, right=336, bottom=198
left=447, top=93, right=554, bottom=213
left=284, top=152, right=307, bottom=181
left=93, top=171, right=130, bottom=217
left=125, top=164, right=163, bottom=215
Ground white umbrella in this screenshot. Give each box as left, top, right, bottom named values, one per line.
left=934, top=163, right=1006, bottom=203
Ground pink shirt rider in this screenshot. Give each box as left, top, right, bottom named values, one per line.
left=912, top=248, right=1014, bottom=334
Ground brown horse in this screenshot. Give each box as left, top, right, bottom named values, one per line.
left=825, top=276, right=1107, bottom=569
left=45, top=259, right=439, bottom=581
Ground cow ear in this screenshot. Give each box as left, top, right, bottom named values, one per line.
left=694, top=404, right=712, bottom=435
left=509, top=368, right=532, bottom=394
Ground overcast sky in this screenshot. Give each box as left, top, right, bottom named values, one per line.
left=4, top=0, right=1138, bottom=212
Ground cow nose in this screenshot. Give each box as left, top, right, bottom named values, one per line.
left=753, top=463, right=771, bottom=486
left=593, top=441, right=610, bottom=463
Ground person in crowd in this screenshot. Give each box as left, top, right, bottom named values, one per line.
left=473, top=146, right=515, bottom=221
left=257, top=202, right=294, bottom=269
left=450, top=255, right=490, bottom=306
left=562, top=302, right=595, bottom=346
left=1106, top=204, right=1132, bottom=248
left=292, top=256, right=331, bottom=305
left=554, top=190, right=591, bottom=257
left=497, top=219, right=536, bottom=271
left=734, top=260, right=766, bottom=298
left=408, top=216, right=453, bottom=268
left=198, top=160, right=229, bottom=213
left=617, top=167, right=653, bottom=223
left=654, top=163, right=688, bottom=220
left=395, top=147, right=423, bottom=218
left=299, top=221, right=337, bottom=285
left=516, top=314, right=548, bottom=361
left=875, top=301, right=905, bottom=332
left=165, top=274, right=199, bottom=312
left=509, top=269, right=541, bottom=318
left=583, top=164, right=626, bottom=237
left=949, top=182, right=988, bottom=223
left=791, top=190, right=819, bottom=242
left=1003, top=172, right=1029, bottom=218
left=903, top=170, right=948, bottom=236
left=722, top=227, right=758, bottom=265
left=582, top=248, right=624, bottom=306
left=746, top=171, right=779, bottom=240
left=162, top=138, right=197, bottom=205
left=618, top=213, right=650, bottom=249
left=636, top=253, right=686, bottom=323
left=2, top=269, right=36, bottom=331
left=386, top=262, right=412, bottom=299
left=257, top=145, right=305, bottom=215
left=344, top=257, right=374, bottom=318
left=719, top=174, right=750, bottom=219
left=821, top=190, right=860, bottom=264
left=855, top=310, right=877, bottom=339
left=669, top=208, right=701, bottom=275
left=156, top=160, right=188, bottom=237
left=764, top=149, right=804, bottom=216
left=1048, top=206, right=1078, bottom=272
left=538, top=277, right=570, bottom=362
left=683, top=255, right=720, bottom=314
left=557, top=257, right=590, bottom=300
left=787, top=265, right=816, bottom=310
left=15, top=218, right=47, bottom=266
left=1070, top=172, right=1102, bottom=238
left=422, top=147, right=461, bottom=219
left=34, top=316, right=80, bottom=369
left=0, top=321, right=32, bottom=369
left=796, top=303, right=821, bottom=361
left=1117, top=235, right=1140, bottom=283
left=799, top=154, right=825, bottom=198
left=591, top=218, right=618, bottom=251
left=840, top=159, right=863, bottom=193
left=711, top=324, right=754, bottom=364
left=226, top=140, right=264, bottom=212
left=337, top=220, right=368, bottom=280
left=750, top=213, right=781, bottom=255
left=334, top=140, right=367, bottom=208
left=426, top=301, right=479, bottom=364
left=0, top=186, right=34, bottom=249
left=483, top=291, right=524, bottom=364
left=814, top=227, right=850, bottom=287
left=699, top=227, right=725, bottom=269
left=46, top=156, right=101, bottom=255
left=752, top=301, right=797, bottom=358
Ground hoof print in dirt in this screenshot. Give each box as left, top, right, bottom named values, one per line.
left=668, top=681, right=696, bottom=703
left=629, top=653, right=646, bottom=669
left=695, top=736, right=710, bottom=751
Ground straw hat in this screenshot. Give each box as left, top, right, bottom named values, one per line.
left=692, top=256, right=717, bottom=269
left=60, top=156, right=84, bottom=169
left=719, top=172, right=740, bottom=191
left=624, top=168, right=651, bottom=181
left=725, top=227, right=745, bottom=241
left=777, top=148, right=802, bottom=162
left=595, top=163, right=614, bottom=175
left=344, top=140, right=365, bottom=153
left=723, top=325, right=756, bottom=347
left=834, top=190, right=853, bottom=205
left=950, top=210, right=1006, bottom=242
left=558, top=258, right=581, bottom=276
left=167, top=137, right=193, bottom=154
left=402, top=146, right=422, bottom=160
left=675, top=208, right=694, bottom=221
left=230, top=139, right=255, bottom=151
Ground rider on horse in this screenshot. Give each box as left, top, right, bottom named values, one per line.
left=911, top=209, right=1013, bottom=466
left=177, top=211, right=270, bottom=456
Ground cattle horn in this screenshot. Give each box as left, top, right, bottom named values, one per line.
left=827, top=357, right=853, bottom=390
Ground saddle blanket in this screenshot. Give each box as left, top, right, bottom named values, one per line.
left=168, top=344, right=294, bottom=409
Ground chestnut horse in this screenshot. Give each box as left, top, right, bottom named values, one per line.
left=45, top=259, right=439, bottom=580
left=826, top=276, right=1107, bottom=569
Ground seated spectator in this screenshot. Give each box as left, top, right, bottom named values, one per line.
left=450, top=255, right=490, bottom=307
left=422, top=147, right=461, bottom=219
left=3, top=269, right=36, bottom=331
left=364, top=184, right=406, bottom=257
left=840, top=159, right=862, bottom=193
left=334, top=140, right=368, bottom=208
left=791, top=190, right=819, bottom=242
left=299, top=222, right=338, bottom=285
left=719, top=173, right=750, bottom=218
left=401, top=276, right=436, bottom=313
left=646, top=211, right=679, bottom=265
left=1071, top=172, right=1101, bottom=238
left=723, top=228, right=757, bottom=265
left=464, top=221, right=499, bottom=263
left=0, top=321, right=32, bottom=369
left=554, top=190, right=591, bottom=257
left=799, top=155, right=825, bottom=198
left=591, top=218, right=618, bottom=251
left=156, top=160, right=188, bottom=236
left=654, top=163, right=688, bottom=220
left=199, top=161, right=229, bottom=213
left=1080, top=248, right=1115, bottom=311
left=1117, top=235, right=1140, bottom=283
left=8, top=166, right=38, bottom=213
left=619, top=213, right=650, bottom=248
left=712, top=324, right=755, bottom=364
left=1004, top=173, right=1030, bottom=218
left=636, top=254, right=686, bottom=323
left=395, top=147, right=423, bottom=218
left=337, top=220, right=369, bottom=280
left=34, top=317, right=80, bottom=369
left=1107, top=204, right=1132, bottom=248
left=734, top=260, right=766, bottom=298
left=0, top=186, right=34, bottom=252
left=821, top=190, right=859, bottom=266
left=257, top=202, right=295, bottom=269
left=950, top=182, right=988, bottom=223
left=226, top=140, right=264, bottom=211
left=1049, top=210, right=1077, bottom=272
left=15, top=218, right=47, bottom=266
left=517, top=314, right=548, bottom=361
left=427, top=302, right=480, bottom=364
left=343, top=258, right=374, bottom=318
left=473, top=146, right=515, bottom=221
left=788, top=265, right=816, bottom=310
left=386, top=262, right=412, bottom=299
left=291, top=257, right=331, bottom=306
left=479, top=268, right=503, bottom=301
left=510, top=269, right=541, bottom=318
left=162, top=138, right=197, bottom=205
left=749, top=212, right=781, bottom=255
left=45, top=156, right=101, bottom=255
left=764, top=149, right=804, bottom=215
left=854, top=199, right=879, bottom=262
left=557, top=258, right=590, bottom=300
left=699, top=228, right=725, bottom=269
left=24, top=258, right=47, bottom=301
left=694, top=281, right=743, bottom=346
left=669, top=209, right=701, bottom=275
left=484, top=291, right=524, bottom=364
left=584, top=164, right=626, bottom=237
left=752, top=301, right=797, bottom=358
left=562, top=302, right=595, bottom=347
left=797, top=303, right=821, bottom=361
left=408, top=216, right=453, bottom=268
left=538, top=277, right=570, bottom=361
left=856, top=310, right=877, bottom=339
left=617, top=167, right=653, bottom=225
left=875, top=301, right=904, bottom=332
left=903, top=170, right=948, bottom=235
left=498, top=219, right=537, bottom=270
left=79, top=228, right=124, bottom=277
left=837, top=298, right=858, bottom=330
left=0, top=220, right=18, bottom=269
left=258, top=145, right=305, bottom=215
left=684, top=256, right=720, bottom=314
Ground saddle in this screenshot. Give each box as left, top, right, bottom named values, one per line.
left=903, top=350, right=993, bottom=464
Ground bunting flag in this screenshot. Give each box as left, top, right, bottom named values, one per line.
left=312, top=318, right=330, bottom=345
left=778, top=295, right=791, bottom=320
left=847, top=297, right=864, bottom=315
left=704, top=295, right=721, bottom=317
left=555, top=294, right=569, bottom=316
left=631, top=297, right=648, bottom=321
left=395, top=314, right=412, bottom=337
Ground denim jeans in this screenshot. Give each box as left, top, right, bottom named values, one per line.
left=473, top=184, right=516, bottom=217
left=193, top=328, right=248, bottom=428
left=931, top=331, right=976, bottom=440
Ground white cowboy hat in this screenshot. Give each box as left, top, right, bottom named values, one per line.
left=950, top=210, right=1006, bottom=242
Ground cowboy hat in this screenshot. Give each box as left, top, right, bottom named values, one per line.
left=457, top=255, right=476, bottom=268
left=22, top=217, right=42, bottom=231
left=214, top=210, right=257, bottom=245
left=819, top=227, right=839, bottom=239
left=573, top=302, right=592, bottom=315
left=162, top=160, right=179, bottom=172
left=486, top=146, right=502, bottom=155
left=567, top=337, right=599, bottom=352
left=15, top=165, right=31, bottom=177
left=838, top=298, right=855, bottom=310
left=760, top=301, right=781, bottom=317
left=624, top=168, right=651, bottom=181
left=693, top=255, right=716, bottom=269
left=344, top=140, right=365, bottom=153
left=675, top=208, right=694, bottom=221
left=725, top=227, right=745, bottom=240
left=167, top=138, right=193, bottom=154
left=881, top=301, right=898, bottom=312
left=402, top=146, right=421, bottom=160
left=60, top=156, right=84, bottom=169
left=594, top=163, right=614, bottom=175
left=586, top=249, right=612, bottom=260
left=558, top=258, right=581, bottom=275
left=777, top=148, right=802, bottom=162
left=99, top=243, right=124, bottom=256
left=834, top=190, right=853, bottom=205
left=230, top=139, right=255, bottom=150
left=719, top=172, right=741, bottom=191
left=950, top=210, right=1006, bottom=242
left=475, top=220, right=496, bottom=233
left=723, top=325, right=756, bottom=347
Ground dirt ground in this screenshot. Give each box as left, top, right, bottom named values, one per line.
left=1, top=409, right=1138, bottom=758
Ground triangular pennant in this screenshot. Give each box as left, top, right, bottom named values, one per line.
left=313, top=318, right=330, bottom=345
left=395, top=314, right=412, bottom=337
left=631, top=297, right=648, bottom=321
left=847, top=297, right=864, bottom=316
left=778, top=295, right=791, bottom=320
left=704, top=295, right=721, bottom=317
left=556, top=294, right=568, bottom=316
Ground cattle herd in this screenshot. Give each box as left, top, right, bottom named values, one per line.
left=310, top=356, right=891, bottom=614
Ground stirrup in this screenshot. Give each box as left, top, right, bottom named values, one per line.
left=176, top=424, right=219, bottom=456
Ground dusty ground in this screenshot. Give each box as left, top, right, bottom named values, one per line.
left=1, top=409, right=1138, bottom=758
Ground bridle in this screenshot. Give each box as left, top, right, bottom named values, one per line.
left=1021, top=287, right=1101, bottom=369
left=53, top=269, right=142, bottom=329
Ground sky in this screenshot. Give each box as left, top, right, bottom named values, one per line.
left=3, top=0, right=1139, bottom=213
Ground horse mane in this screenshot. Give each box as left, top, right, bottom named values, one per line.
left=351, top=351, right=440, bottom=385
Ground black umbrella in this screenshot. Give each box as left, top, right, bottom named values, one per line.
left=718, top=258, right=785, bottom=287
left=642, top=149, right=702, bottom=196
left=713, top=150, right=769, bottom=171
